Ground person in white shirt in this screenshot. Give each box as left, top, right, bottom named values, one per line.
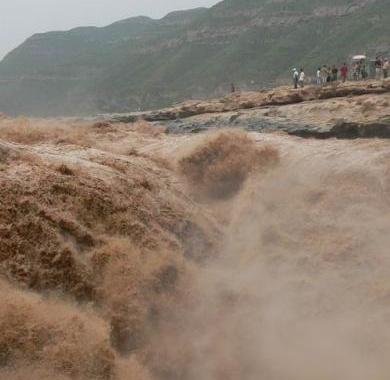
left=298, top=69, right=305, bottom=88
left=316, top=67, right=321, bottom=85
left=292, top=68, right=299, bottom=89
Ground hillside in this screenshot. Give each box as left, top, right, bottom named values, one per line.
left=0, top=0, right=389, bottom=116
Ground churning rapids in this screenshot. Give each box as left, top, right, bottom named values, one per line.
left=1, top=116, right=390, bottom=380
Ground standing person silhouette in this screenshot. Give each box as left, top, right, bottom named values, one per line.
left=298, top=68, right=305, bottom=88
left=293, top=68, right=299, bottom=89
left=340, top=63, right=348, bottom=83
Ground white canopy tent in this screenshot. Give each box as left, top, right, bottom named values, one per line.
left=352, top=55, right=367, bottom=61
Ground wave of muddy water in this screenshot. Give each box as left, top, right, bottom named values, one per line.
left=140, top=131, right=390, bottom=380
left=1, top=116, right=390, bottom=379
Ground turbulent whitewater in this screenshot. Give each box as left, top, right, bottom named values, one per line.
left=1, top=112, right=390, bottom=379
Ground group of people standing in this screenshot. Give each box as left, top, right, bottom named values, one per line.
left=374, top=57, right=389, bottom=79
left=316, top=64, right=349, bottom=85
left=293, top=64, right=347, bottom=89
left=349, top=57, right=388, bottom=81
left=292, top=57, right=389, bottom=89
left=292, top=68, right=305, bottom=89
left=352, top=60, right=369, bottom=80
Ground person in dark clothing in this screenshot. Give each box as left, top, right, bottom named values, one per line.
left=375, top=57, right=383, bottom=79
left=361, top=61, right=368, bottom=80
left=331, top=65, right=338, bottom=81
left=326, top=66, right=331, bottom=83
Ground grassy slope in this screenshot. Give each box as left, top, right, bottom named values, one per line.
left=0, top=0, right=388, bottom=116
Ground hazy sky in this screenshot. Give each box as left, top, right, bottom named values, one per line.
left=0, top=0, right=219, bottom=59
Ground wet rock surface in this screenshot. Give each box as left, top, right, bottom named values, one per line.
left=162, top=111, right=306, bottom=135
left=289, top=119, right=390, bottom=139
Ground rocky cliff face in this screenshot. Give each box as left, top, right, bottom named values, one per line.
left=0, top=0, right=388, bottom=116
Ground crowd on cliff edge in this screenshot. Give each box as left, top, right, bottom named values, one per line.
left=229, top=57, right=389, bottom=93
left=291, top=56, right=389, bottom=89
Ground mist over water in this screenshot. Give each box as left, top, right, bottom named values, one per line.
left=1, top=121, right=390, bottom=379
left=149, top=134, right=390, bottom=380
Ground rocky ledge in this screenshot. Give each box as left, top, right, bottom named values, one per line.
left=111, top=80, right=390, bottom=122
left=289, top=119, right=390, bottom=139
left=107, top=79, right=390, bottom=139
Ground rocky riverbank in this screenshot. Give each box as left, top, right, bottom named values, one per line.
left=109, top=79, right=390, bottom=139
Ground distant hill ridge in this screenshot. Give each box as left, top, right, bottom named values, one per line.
left=0, top=0, right=388, bottom=116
